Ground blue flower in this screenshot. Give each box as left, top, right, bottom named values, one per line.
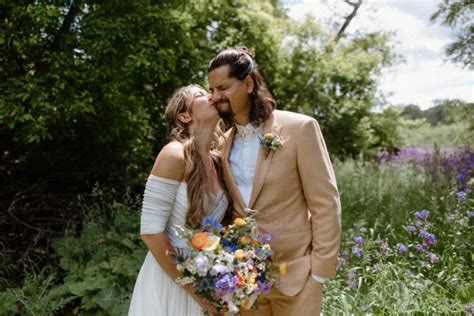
left=455, top=191, right=467, bottom=202
left=223, top=240, right=237, bottom=252
left=215, top=273, right=236, bottom=297
left=354, top=236, right=364, bottom=244
left=202, top=216, right=223, bottom=232
left=352, top=246, right=363, bottom=258
left=258, top=234, right=273, bottom=243
left=257, top=281, right=272, bottom=294
left=397, top=243, right=407, bottom=253
left=406, top=225, right=416, bottom=232
left=467, top=211, right=474, bottom=218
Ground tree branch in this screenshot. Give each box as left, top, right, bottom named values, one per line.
left=334, top=0, right=363, bottom=44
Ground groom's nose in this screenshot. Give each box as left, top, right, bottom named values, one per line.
left=211, top=90, right=221, bottom=104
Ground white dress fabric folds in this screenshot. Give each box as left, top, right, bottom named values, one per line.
left=128, top=175, right=228, bottom=316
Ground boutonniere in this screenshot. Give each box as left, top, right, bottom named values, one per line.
left=258, top=132, right=283, bottom=158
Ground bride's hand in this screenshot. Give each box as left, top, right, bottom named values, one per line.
left=184, top=285, right=228, bottom=315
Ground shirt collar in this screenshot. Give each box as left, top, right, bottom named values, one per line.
left=235, top=123, right=262, bottom=138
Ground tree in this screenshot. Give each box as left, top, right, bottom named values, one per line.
left=431, top=0, right=474, bottom=69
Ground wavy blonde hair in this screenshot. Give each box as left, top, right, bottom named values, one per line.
left=164, top=85, right=232, bottom=229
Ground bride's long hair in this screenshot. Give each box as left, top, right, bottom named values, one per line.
left=164, top=85, right=232, bottom=229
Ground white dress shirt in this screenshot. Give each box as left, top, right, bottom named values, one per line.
left=229, top=123, right=326, bottom=284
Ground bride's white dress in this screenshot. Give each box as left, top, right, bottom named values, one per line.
left=128, top=175, right=228, bottom=316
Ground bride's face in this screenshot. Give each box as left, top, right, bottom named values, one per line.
left=189, top=87, right=219, bottom=124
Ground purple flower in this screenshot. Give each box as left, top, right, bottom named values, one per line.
left=455, top=191, right=467, bottom=202
left=359, top=227, right=367, bottom=233
left=406, top=225, right=416, bottom=232
left=426, top=252, right=439, bottom=264
left=257, top=281, right=273, bottom=295
left=214, top=273, right=236, bottom=297
left=258, top=234, right=273, bottom=243
left=397, top=243, right=407, bottom=253
left=415, top=210, right=430, bottom=220
left=352, top=246, right=363, bottom=258
left=354, top=236, right=364, bottom=244
left=467, top=211, right=474, bottom=218
left=347, top=269, right=356, bottom=289
left=415, top=245, right=424, bottom=253
left=337, top=257, right=347, bottom=270
left=465, top=303, right=474, bottom=315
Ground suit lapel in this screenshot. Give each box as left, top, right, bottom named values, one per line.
left=222, top=127, right=246, bottom=216
left=248, top=113, right=281, bottom=209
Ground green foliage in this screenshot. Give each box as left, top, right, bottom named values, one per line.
left=0, top=271, right=75, bottom=315
left=323, top=158, right=473, bottom=314
left=399, top=120, right=472, bottom=148
left=431, top=0, right=474, bottom=69
left=48, top=188, right=145, bottom=315
left=273, top=17, right=397, bottom=158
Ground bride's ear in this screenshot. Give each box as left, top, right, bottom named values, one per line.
left=245, top=75, right=254, bottom=94
left=177, top=112, right=192, bottom=124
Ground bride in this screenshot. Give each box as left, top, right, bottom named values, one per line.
left=128, top=85, right=231, bottom=315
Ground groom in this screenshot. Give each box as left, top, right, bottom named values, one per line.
left=207, top=46, right=341, bottom=315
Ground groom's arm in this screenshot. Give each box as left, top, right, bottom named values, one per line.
left=297, top=118, right=341, bottom=279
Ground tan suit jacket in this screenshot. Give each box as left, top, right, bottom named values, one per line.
left=222, top=110, right=341, bottom=297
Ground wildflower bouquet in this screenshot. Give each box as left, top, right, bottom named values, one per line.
left=173, top=208, right=283, bottom=314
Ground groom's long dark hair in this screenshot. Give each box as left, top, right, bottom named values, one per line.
left=208, top=46, right=277, bottom=127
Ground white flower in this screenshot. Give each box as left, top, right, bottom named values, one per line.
left=210, top=264, right=227, bottom=276
left=203, top=235, right=221, bottom=251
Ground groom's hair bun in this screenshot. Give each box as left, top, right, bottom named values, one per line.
left=235, top=45, right=254, bottom=59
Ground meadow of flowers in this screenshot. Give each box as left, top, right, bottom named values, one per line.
left=324, top=147, right=473, bottom=314
left=0, top=146, right=472, bottom=315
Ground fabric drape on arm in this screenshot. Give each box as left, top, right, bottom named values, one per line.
left=140, top=175, right=181, bottom=235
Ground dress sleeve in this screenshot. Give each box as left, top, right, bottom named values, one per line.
left=140, top=175, right=181, bottom=234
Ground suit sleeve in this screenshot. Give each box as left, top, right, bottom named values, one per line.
left=297, top=118, right=341, bottom=279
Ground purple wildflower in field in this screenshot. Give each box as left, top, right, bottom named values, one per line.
left=375, top=238, right=389, bottom=257
left=354, top=236, right=364, bottom=244
left=360, top=227, right=367, bottom=233
left=415, top=210, right=430, bottom=220
left=347, top=269, right=356, bottom=289
left=426, top=252, right=439, bottom=264
left=337, top=257, right=347, bottom=270
left=467, top=211, right=474, bottom=218
left=397, top=243, right=407, bottom=253
left=455, top=191, right=467, bottom=202
left=406, top=225, right=416, bottom=232
left=465, top=303, right=474, bottom=316
left=352, top=246, right=363, bottom=258
left=415, top=244, right=424, bottom=253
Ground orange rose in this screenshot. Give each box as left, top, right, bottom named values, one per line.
left=191, top=232, right=209, bottom=250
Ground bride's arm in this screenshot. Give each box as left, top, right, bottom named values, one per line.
left=139, top=142, right=222, bottom=314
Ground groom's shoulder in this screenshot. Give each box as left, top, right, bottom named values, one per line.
left=274, top=110, right=316, bottom=125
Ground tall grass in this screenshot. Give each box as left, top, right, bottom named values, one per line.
left=1, top=154, right=472, bottom=315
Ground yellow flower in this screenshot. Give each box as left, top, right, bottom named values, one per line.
left=240, top=235, right=251, bottom=245
left=264, top=133, right=274, bottom=141
left=234, top=218, right=246, bottom=226
left=247, top=272, right=257, bottom=284
left=279, top=263, right=287, bottom=276
left=234, top=249, right=245, bottom=260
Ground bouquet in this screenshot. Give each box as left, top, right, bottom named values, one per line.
left=173, top=208, right=285, bottom=314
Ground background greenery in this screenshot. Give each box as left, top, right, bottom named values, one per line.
left=1, top=0, right=472, bottom=314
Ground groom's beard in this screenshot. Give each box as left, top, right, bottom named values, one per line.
left=215, top=101, right=235, bottom=127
